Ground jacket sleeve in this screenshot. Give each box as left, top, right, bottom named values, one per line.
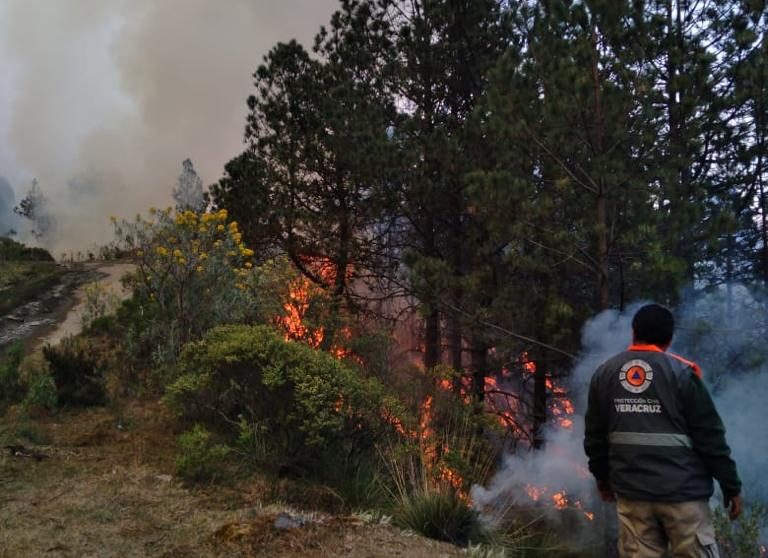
left=682, top=373, right=742, bottom=499
left=584, top=370, right=610, bottom=483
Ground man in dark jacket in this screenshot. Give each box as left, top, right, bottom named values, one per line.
left=584, top=304, right=742, bottom=557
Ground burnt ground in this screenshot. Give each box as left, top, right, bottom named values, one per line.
left=0, top=401, right=465, bottom=558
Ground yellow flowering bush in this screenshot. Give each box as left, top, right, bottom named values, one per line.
left=113, top=207, right=261, bottom=364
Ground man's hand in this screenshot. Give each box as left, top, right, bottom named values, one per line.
left=597, top=480, right=615, bottom=502
left=725, top=494, right=742, bottom=521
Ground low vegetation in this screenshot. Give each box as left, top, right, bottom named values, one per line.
left=0, top=236, right=54, bottom=262
left=0, top=259, right=62, bottom=316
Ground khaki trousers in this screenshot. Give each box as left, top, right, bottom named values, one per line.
left=616, top=498, right=720, bottom=558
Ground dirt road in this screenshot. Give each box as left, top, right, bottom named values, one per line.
left=36, top=262, right=134, bottom=347
left=0, top=262, right=133, bottom=350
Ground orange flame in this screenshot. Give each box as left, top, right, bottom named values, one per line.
left=552, top=491, right=568, bottom=509
left=276, top=259, right=352, bottom=359
left=526, top=484, right=546, bottom=502
left=416, top=393, right=467, bottom=498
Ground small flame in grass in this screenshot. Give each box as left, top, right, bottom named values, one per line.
left=552, top=491, right=568, bottom=509
left=416, top=394, right=468, bottom=499
left=522, top=356, right=576, bottom=430
left=523, top=484, right=595, bottom=521
left=526, top=484, right=546, bottom=502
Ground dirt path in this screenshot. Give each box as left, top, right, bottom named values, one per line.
left=35, top=262, right=134, bottom=348
left=0, top=261, right=134, bottom=351
left=0, top=403, right=464, bottom=558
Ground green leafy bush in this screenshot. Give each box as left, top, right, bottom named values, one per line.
left=0, top=341, right=25, bottom=406
left=23, top=370, right=58, bottom=410
left=167, top=324, right=400, bottom=473
left=42, top=337, right=106, bottom=406
left=175, top=424, right=230, bottom=482
left=0, top=237, right=54, bottom=261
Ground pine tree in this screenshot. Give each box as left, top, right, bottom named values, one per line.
left=213, top=0, right=397, bottom=350
left=386, top=0, right=510, bottom=383
left=14, top=179, right=54, bottom=241
left=173, top=159, right=205, bottom=212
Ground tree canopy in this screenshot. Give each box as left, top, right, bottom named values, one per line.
left=210, top=0, right=768, bottom=415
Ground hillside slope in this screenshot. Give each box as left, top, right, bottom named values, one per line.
left=0, top=402, right=464, bottom=558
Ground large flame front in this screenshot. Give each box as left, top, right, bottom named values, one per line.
left=275, top=264, right=589, bottom=520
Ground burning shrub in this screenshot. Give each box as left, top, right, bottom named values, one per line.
left=166, top=324, right=400, bottom=477
left=113, top=208, right=261, bottom=365
left=383, top=406, right=496, bottom=547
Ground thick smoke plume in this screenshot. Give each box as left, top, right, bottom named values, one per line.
left=0, top=0, right=336, bottom=253
left=472, top=290, right=768, bottom=544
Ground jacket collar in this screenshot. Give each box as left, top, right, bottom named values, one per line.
left=627, top=344, right=702, bottom=378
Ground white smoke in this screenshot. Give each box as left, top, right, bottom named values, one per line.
left=0, top=0, right=337, bottom=253
left=0, top=175, right=19, bottom=235
left=472, top=292, right=768, bottom=546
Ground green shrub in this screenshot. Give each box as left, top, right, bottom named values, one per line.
left=167, top=324, right=401, bottom=474
left=42, top=337, right=106, bottom=406
left=0, top=237, right=54, bottom=261
left=176, top=424, right=230, bottom=482
left=23, top=370, right=58, bottom=410
left=113, top=208, right=262, bottom=365
left=0, top=341, right=25, bottom=405
left=714, top=502, right=767, bottom=558
left=393, top=486, right=486, bottom=546
left=84, top=315, right=118, bottom=336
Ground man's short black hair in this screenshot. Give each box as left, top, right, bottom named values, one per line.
left=632, top=304, right=674, bottom=346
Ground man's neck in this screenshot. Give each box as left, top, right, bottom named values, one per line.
left=629, top=341, right=670, bottom=352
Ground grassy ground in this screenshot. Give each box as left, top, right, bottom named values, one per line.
left=0, top=401, right=465, bottom=558
left=0, top=261, right=63, bottom=316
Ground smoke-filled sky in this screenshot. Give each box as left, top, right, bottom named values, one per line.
left=0, top=0, right=337, bottom=252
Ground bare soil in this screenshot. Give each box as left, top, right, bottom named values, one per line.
left=0, top=401, right=465, bottom=558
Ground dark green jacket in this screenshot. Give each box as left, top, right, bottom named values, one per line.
left=584, top=346, right=741, bottom=502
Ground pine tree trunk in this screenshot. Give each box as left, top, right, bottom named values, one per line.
left=320, top=212, right=349, bottom=352
left=596, top=191, right=610, bottom=311
left=532, top=358, right=547, bottom=449
left=448, top=308, right=463, bottom=392
left=470, top=337, right=487, bottom=404
left=591, top=25, right=610, bottom=311
left=424, top=308, right=441, bottom=369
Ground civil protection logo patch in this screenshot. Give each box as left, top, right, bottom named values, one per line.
left=619, top=359, right=654, bottom=394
